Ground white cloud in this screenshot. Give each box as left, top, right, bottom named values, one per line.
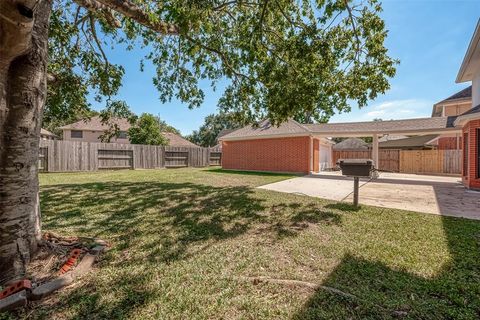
left=360, top=99, right=432, bottom=121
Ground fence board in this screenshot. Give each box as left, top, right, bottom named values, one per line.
left=39, top=140, right=218, bottom=172
left=399, top=150, right=450, bottom=174
left=332, top=149, right=460, bottom=175
left=332, top=150, right=400, bottom=172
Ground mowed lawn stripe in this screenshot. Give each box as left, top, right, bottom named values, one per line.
left=12, top=168, right=479, bottom=319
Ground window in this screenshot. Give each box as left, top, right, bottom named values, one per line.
left=117, top=131, right=128, bottom=139
left=463, top=133, right=468, bottom=177
left=71, top=130, right=83, bottom=139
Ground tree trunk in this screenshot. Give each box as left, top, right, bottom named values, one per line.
left=0, top=0, right=51, bottom=284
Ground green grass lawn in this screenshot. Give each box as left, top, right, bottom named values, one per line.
left=10, top=168, right=480, bottom=319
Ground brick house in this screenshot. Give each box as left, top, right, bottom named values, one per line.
left=220, top=20, right=480, bottom=190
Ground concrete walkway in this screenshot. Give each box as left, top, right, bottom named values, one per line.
left=258, top=172, right=480, bottom=220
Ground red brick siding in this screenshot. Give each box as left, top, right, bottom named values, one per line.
left=438, top=137, right=462, bottom=150
left=462, top=119, right=480, bottom=190
left=222, top=136, right=311, bottom=174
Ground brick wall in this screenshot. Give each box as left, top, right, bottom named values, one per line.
left=222, top=136, right=311, bottom=174
left=437, top=136, right=462, bottom=150
left=462, top=119, right=480, bottom=190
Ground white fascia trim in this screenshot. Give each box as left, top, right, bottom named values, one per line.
left=454, top=113, right=480, bottom=127
left=456, top=19, right=480, bottom=83
left=307, top=128, right=461, bottom=138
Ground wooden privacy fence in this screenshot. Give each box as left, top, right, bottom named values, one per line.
left=333, top=149, right=461, bottom=175
left=332, top=150, right=400, bottom=172
left=399, top=150, right=462, bottom=175
left=39, top=140, right=221, bottom=172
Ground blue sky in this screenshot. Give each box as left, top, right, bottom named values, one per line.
left=90, top=0, right=480, bottom=135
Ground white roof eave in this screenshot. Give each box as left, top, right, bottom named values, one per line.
left=456, top=19, right=480, bottom=83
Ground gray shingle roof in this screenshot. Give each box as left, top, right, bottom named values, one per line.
left=333, top=138, right=370, bottom=150
left=220, top=116, right=460, bottom=140
left=303, top=117, right=457, bottom=135
left=220, top=119, right=309, bottom=139
left=217, top=129, right=237, bottom=139
left=379, top=134, right=438, bottom=148
left=163, top=132, right=198, bottom=147
left=441, top=86, right=472, bottom=102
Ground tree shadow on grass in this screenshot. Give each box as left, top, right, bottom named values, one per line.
left=31, top=179, right=341, bottom=319
left=293, top=215, right=480, bottom=319
left=207, top=168, right=299, bottom=177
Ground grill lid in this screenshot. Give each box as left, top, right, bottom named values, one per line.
left=337, top=159, right=373, bottom=165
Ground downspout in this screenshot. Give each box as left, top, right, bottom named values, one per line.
left=309, top=135, right=313, bottom=174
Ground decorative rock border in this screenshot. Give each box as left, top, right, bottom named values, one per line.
left=0, top=242, right=107, bottom=312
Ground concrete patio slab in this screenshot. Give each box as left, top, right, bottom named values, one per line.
left=258, top=172, right=480, bottom=220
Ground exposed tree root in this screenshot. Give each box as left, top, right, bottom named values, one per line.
left=231, top=275, right=397, bottom=314
left=233, top=276, right=358, bottom=299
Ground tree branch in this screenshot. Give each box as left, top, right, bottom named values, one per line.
left=94, top=0, right=179, bottom=34
left=344, top=1, right=362, bottom=61
left=89, top=14, right=109, bottom=68
left=183, top=34, right=250, bottom=80
left=73, top=0, right=121, bottom=28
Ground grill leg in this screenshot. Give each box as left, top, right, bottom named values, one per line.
left=353, top=177, right=359, bottom=207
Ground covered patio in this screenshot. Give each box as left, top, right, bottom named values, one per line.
left=305, top=116, right=461, bottom=172
left=258, top=171, right=480, bottom=220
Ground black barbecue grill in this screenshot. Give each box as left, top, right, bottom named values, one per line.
left=337, top=159, right=375, bottom=206
left=337, top=159, right=374, bottom=177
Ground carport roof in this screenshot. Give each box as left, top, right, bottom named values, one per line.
left=304, top=116, right=458, bottom=137
left=219, top=116, right=460, bottom=141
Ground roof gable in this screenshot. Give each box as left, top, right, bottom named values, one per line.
left=163, top=132, right=198, bottom=147
left=333, top=138, right=369, bottom=150
left=220, top=119, right=309, bottom=140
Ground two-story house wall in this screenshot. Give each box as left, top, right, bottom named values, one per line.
left=430, top=86, right=472, bottom=150
left=59, top=116, right=131, bottom=144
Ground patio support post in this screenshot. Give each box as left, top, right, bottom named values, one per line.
left=372, top=134, right=379, bottom=168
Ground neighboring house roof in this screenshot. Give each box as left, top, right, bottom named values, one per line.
left=378, top=134, right=408, bottom=142
left=40, top=128, right=56, bottom=137
left=220, top=117, right=460, bottom=141
left=59, top=116, right=131, bottom=131
left=333, top=138, right=370, bottom=150
left=163, top=132, right=198, bottom=147
left=432, top=86, right=472, bottom=117
left=439, top=86, right=472, bottom=102
left=379, top=134, right=438, bottom=149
